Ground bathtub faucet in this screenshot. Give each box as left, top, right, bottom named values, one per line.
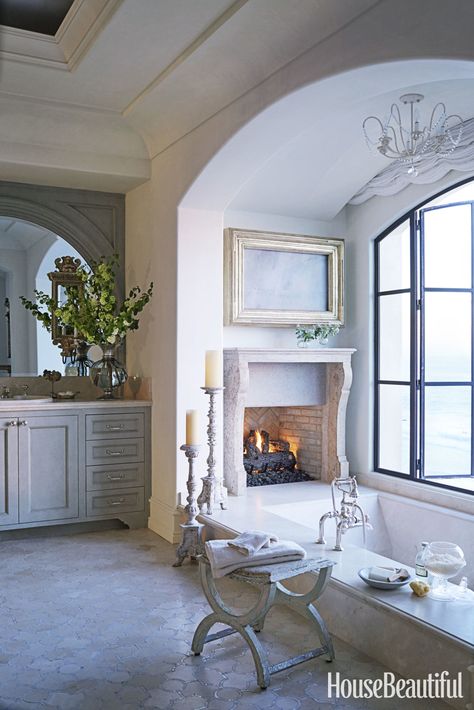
left=316, top=475, right=372, bottom=551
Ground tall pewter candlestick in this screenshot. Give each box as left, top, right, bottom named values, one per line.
left=173, top=444, right=204, bottom=566
left=197, top=386, right=227, bottom=515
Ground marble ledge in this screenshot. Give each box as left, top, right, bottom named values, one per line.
left=0, top=399, right=152, bottom=412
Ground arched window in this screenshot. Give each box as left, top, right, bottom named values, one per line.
left=375, top=178, right=474, bottom=495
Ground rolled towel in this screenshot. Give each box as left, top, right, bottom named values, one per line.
left=205, top=539, right=306, bottom=579
left=228, top=530, right=279, bottom=556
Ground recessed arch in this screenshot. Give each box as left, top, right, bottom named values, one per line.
left=0, top=181, right=125, bottom=295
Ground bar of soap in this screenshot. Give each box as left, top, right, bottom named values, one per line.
left=410, top=580, right=430, bottom=597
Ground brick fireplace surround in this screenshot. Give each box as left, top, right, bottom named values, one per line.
left=224, top=348, right=356, bottom=495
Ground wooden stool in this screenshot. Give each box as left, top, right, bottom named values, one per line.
left=191, top=556, right=335, bottom=689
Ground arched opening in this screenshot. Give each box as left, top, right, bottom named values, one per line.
left=174, top=60, right=474, bottom=508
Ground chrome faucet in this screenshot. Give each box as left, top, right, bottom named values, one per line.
left=0, top=386, right=10, bottom=399
left=316, top=475, right=372, bottom=551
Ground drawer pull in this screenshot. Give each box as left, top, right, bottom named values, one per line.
left=107, top=497, right=125, bottom=506
left=105, top=474, right=125, bottom=481
left=7, top=420, right=17, bottom=427
left=105, top=449, right=124, bottom=457
left=19, top=420, right=28, bottom=426
left=106, top=425, right=124, bottom=431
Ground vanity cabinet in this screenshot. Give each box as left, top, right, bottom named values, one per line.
left=0, top=403, right=151, bottom=532
left=85, top=411, right=147, bottom=519
left=19, top=414, right=79, bottom=523
left=0, top=414, right=78, bottom=525
left=0, top=417, right=19, bottom=525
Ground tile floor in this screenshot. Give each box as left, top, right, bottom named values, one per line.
left=0, top=528, right=451, bottom=710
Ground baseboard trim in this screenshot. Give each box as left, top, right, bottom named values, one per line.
left=148, top=497, right=182, bottom=543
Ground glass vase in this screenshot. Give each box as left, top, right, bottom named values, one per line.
left=90, top=343, right=128, bottom=400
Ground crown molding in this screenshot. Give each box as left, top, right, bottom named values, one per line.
left=0, top=0, right=122, bottom=72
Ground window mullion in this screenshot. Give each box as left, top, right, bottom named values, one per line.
left=471, top=203, right=474, bottom=477
left=410, top=212, right=423, bottom=478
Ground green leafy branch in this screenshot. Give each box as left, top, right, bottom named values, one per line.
left=295, top=323, right=340, bottom=344
left=21, top=254, right=153, bottom=346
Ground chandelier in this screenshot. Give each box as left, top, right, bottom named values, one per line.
left=363, top=93, right=463, bottom=176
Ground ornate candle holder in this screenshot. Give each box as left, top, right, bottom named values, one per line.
left=173, top=444, right=204, bottom=567
left=197, top=386, right=227, bottom=515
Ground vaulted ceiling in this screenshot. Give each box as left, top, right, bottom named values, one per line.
left=1, top=0, right=474, bottom=218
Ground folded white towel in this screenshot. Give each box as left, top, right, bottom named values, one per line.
left=368, top=566, right=407, bottom=583
left=205, top=539, right=306, bottom=578
left=228, top=530, right=279, bottom=556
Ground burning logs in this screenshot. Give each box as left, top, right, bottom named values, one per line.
left=243, top=429, right=297, bottom=475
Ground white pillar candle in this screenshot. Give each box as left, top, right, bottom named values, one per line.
left=185, top=409, right=199, bottom=445
left=205, top=350, right=222, bottom=388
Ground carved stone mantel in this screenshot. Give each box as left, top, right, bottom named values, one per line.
left=224, top=348, right=356, bottom=495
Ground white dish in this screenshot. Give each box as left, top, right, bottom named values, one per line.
left=358, top=567, right=412, bottom=590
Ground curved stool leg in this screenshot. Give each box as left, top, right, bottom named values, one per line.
left=239, top=623, right=270, bottom=689
left=303, top=604, right=335, bottom=661
left=191, top=612, right=220, bottom=655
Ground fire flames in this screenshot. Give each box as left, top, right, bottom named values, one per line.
left=254, top=429, right=294, bottom=455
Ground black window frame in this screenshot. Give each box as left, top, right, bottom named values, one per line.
left=374, top=176, right=474, bottom=496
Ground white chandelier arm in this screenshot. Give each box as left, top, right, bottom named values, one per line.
left=362, top=94, right=465, bottom=173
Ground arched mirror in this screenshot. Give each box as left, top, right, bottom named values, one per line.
left=0, top=215, right=88, bottom=376
left=0, top=180, right=125, bottom=382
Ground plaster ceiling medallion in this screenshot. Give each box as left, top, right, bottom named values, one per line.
left=351, top=117, right=474, bottom=205
left=363, top=93, right=464, bottom=176
left=0, top=0, right=122, bottom=71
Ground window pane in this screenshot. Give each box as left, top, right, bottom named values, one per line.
left=425, top=292, right=471, bottom=381
left=378, top=385, right=410, bottom=474
left=379, top=293, right=410, bottom=381
left=424, top=386, right=471, bottom=477
left=424, top=205, right=471, bottom=288
left=379, top=220, right=410, bottom=291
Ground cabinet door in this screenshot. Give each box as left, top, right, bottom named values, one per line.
left=18, top=415, right=79, bottom=523
left=0, top=418, right=18, bottom=525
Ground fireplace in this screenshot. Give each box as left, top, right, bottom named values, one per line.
left=224, top=348, right=355, bottom=495
left=243, top=406, right=322, bottom=486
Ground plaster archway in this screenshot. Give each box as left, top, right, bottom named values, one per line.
left=172, top=59, right=474, bottom=532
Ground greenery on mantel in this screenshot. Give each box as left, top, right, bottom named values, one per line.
left=295, top=323, right=340, bottom=345
left=21, top=254, right=153, bottom=346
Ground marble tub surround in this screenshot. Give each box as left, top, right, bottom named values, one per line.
left=199, top=481, right=473, bottom=709
left=0, top=527, right=450, bottom=710
left=224, top=348, right=355, bottom=495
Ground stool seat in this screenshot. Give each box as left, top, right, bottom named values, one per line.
left=191, top=554, right=336, bottom=689
left=229, top=556, right=334, bottom=583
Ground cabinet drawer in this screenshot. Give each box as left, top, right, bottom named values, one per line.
left=86, top=413, right=144, bottom=440
left=87, top=463, right=145, bottom=491
left=87, top=487, right=144, bottom=516
left=86, top=438, right=144, bottom=466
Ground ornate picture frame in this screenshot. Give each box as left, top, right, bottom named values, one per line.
left=224, top=228, right=344, bottom=326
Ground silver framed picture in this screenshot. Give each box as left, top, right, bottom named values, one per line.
left=224, top=228, right=344, bottom=326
